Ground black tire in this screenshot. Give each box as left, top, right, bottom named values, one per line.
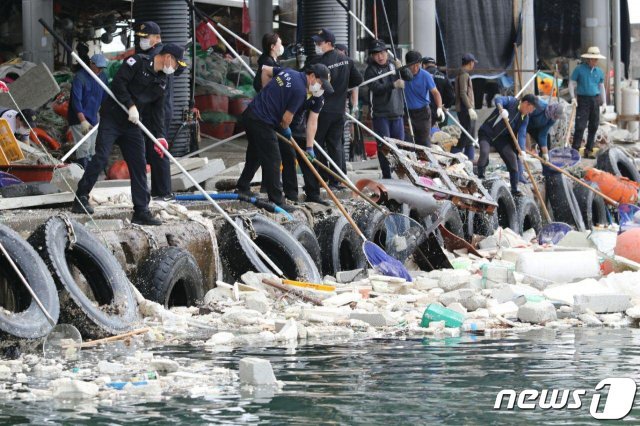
left=516, top=196, right=543, bottom=235
left=438, top=201, right=465, bottom=239
left=134, top=247, right=204, bottom=308
left=0, top=224, right=59, bottom=340
left=29, top=217, right=139, bottom=339
left=314, top=214, right=366, bottom=276
left=484, top=179, right=519, bottom=232
left=218, top=214, right=322, bottom=283
left=573, top=184, right=608, bottom=229
left=354, top=207, right=387, bottom=248
left=283, top=220, right=322, bottom=272
left=596, top=147, right=640, bottom=182
left=466, top=211, right=495, bottom=238
left=545, top=174, right=586, bottom=231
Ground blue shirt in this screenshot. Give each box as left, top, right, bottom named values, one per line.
left=404, top=69, right=436, bottom=110
left=480, top=96, right=529, bottom=147
left=527, top=99, right=555, bottom=148
left=571, top=63, right=604, bottom=97
left=249, top=68, right=307, bottom=128
left=68, top=68, right=109, bottom=126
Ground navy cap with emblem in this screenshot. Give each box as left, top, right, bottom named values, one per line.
left=308, top=63, right=334, bottom=95
left=159, top=43, right=187, bottom=68
left=311, top=28, right=336, bottom=45
left=136, top=21, right=161, bottom=37
left=20, top=108, right=37, bottom=128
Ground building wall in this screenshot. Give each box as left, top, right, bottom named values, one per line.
left=631, top=24, right=640, bottom=80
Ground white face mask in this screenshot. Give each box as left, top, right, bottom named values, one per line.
left=139, top=38, right=152, bottom=51
left=163, top=65, right=175, bottom=75
left=276, top=44, right=285, bottom=57
left=310, top=82, right=324, bottom=97
left=16, top=127, right=30, bottom=136
left=315, top=45, right=323, bottom=56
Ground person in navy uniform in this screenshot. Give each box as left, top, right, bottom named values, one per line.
left=235, top=63, right=334, bottom=209
left=72, top=43, right=185, bottom=226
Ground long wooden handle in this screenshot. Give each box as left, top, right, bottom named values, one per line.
left=564, top=102, right=577, bottom=148
left=262, top=278, right=323, bottom=305
left=497, top=104, right=552, bottom=222
left=311, top=158, right=386, bottom=214
left=276, top=133, right=366, bottom=240
left=530, top=152, right=619, bottom=206
left=80, top=327, right=151, bottom=348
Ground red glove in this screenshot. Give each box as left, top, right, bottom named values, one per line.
left=154, top=138, right=168, bottom=158
left=0, top=81, right=9, bottom=93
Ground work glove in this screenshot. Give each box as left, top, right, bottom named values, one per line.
left=468, top=108, right=477, bottom=121
left=519, top=151, right=529, bottom=161
left=128, top=105, right=140, bottom=124
left=393, top=79, right=405, bottom=90
left=80, top=120, right=93, bottom=135
left=0, top=81, right=8, bottom=93
left=600, top=104, right=607, bottom=114
left=571, top=98, right=577, bottom=106
left=542, top=152, right=549, bottom=161
left=154, top=137, right=168, bottom=158
left=305, top=147, right=316, bottom=161
left=436, top=107, right=445, bottom=121
left=351, top=104, right=359, bottom=117
left=393, top=58, right=402, bottom=69
left=500, top=109, right=509, bottom=120
left=279, top=127, right=292, bottom=140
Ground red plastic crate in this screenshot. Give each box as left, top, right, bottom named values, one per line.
left=195, top=94, right=229, bottom=113
left=200, top=122, right=236, bottom=139
left=229, top=97, right=251, bottom=116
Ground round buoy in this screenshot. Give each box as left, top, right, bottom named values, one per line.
left=614, top=228, right=640, bottom=264
left=107, top=160, right=150, bottom=180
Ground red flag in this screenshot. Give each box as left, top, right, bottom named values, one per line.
left=242, top=0, right=251, bottom=34
left=196, top=20, right=218, bottom=50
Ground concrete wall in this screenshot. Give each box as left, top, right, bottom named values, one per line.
left=631, top=24, right=640, bottom=80
left=21, top=0, right=54, bottom=69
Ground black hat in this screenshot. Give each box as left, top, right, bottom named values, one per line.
left=311, top=28, right=336, bottom=45
left=462, top=52, right=478, bottom=65
left=422, top=56, right=436, bottom=65
left=19, top=108, right=37, bottom=128
left=136, top=21, right=161, bottom=37
left=308, top=63, right=334, bottom=95
left=405, top=50, right=422, bottom=65
left=369, top=39, right=387, bottom=54
left=159, top=43, right=187, bottom=67
left=521, top=93, right=539, bottom=107
left=335, top=43, right=348, bottom=55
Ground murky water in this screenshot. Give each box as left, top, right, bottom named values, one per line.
left=2, top=328, right=640, bottom=424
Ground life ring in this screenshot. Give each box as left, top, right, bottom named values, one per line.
left=0, top=223, right=59, bottom=340
left=30, top=127, right=62, bottom=151
left=29, top=217, right=139, bottom=339
left=134, top=246, right=204, bottom=308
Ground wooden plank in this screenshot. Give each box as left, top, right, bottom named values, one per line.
left=0, top=192, right=75, bottom=210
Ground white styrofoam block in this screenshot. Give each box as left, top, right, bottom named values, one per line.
left=492, top=284, right=542, bottom=304
left=516, top=250, right=600, bottom=283
left=573, top=294, right=630, bottom=314
left=239, top=358, right=277, bottom=386
left=517, top=301, right=558, bottom=325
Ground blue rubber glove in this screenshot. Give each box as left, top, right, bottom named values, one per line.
left=279, top=127, right=292, bottom=139
left=305, top=147, right=316, bottom=161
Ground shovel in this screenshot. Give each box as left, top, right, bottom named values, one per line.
left=276, top=133, right=412, bottom=281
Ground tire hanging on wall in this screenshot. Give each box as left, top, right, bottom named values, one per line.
left=545, top=174, right=586, bottom=231
left=484, top=178, right=519, bottom=232
left=283, top=220, right=323, bottom=273
left=0, top=224, right=59, bottom=340
left=573, top=183, right=608, bottom=229
left=515, top=196, right=543, bottom=235
left=29, top=217, right=139, bottom=339
left=134, top=246, right=204, bottom=308
left=314, top=214, right=367, bottom=276
left=596, top=147, right=640, bottom=183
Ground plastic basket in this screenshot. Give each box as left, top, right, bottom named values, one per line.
left=0, top=118, right=25, bottom=165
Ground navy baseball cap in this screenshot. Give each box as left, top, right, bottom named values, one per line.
left=136, top=21, right=161, bottom=37
left=312, top=28, right=336, bottom=45
left=20, top=108, right=37, bottom=128
left=422, top=56, right=436, bottom=65
left=335, top=43, right=348, bottom=55
left=462, top=53, right=478, bottom=64
left=369, top=39, right=387, bottom=54
left=308, top=63, right=334, bottom=95
left=159, top=43, right=187, bottom=67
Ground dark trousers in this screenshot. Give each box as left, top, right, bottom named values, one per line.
left=236, top=110, right=284, bottom=205
left=373, top=116, right=405, bottom=179
left=477, top=135, right=519, bottom=193
left=572, top=95, right=600, bottom=153
left=145, top=137, right=171, bottom=197
left=408, top=107, right=431, bottom=147
left=451, top=107, right=475, bottom=161
left=76, top=115, right=150, bottom=212
left=315, top=111, right=346, bottom=186
left=278, top=137, right=298, bottom=200
left=292, top=135, right=321, bottom=198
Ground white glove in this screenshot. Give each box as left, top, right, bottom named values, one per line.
left=571, top=98, right=577, bottom=106
left=393, top=79, right=405, bottom=89
left=128, top=105, right=140, bottom=124
left=393, top=59, right=402, bottom=69
left=600, top=104, right=607, bottom=114
left=436, top=107, right=445, bottom=121
left=468, top=108, right=477, bottom=121
left=351, top=104, right=359, bottom=116
left=542, top=152, right=549, bottom=161
left=520, top=152, right=529, bottom=161
left=80, top=120, right=93, bottom=135
left=500, top=109, right=509, bottom=120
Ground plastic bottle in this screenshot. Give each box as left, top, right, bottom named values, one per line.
left=461, top=321, right=486, bottom=333
left=420, top=304, right=464, bottom=328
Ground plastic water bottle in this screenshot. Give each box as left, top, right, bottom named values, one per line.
left=420, top=304, right=464, bottom=328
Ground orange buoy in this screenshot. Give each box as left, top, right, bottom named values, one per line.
left=107, top=160, right=151, bottom=180
left=584, top=168, right=639, bottom=205
left=29, top=127, right=62, bottom=151
left=615, top=228, right=640, bottom=263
